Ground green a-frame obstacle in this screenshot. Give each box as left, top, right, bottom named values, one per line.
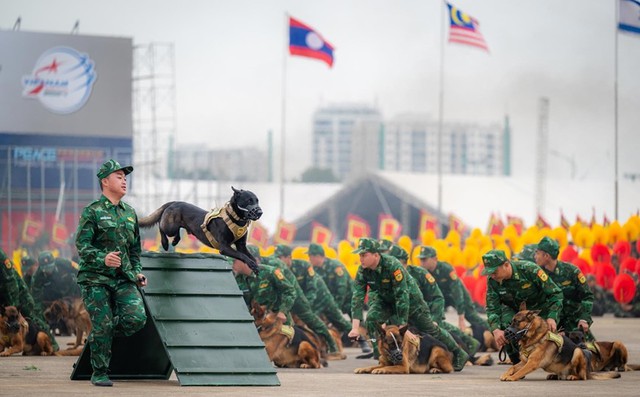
left=70, top=252, right=279, bottom=386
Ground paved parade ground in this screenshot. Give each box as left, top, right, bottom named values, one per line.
left=2, top=313, right=640, bottom=397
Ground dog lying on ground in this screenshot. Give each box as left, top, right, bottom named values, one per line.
left=568, top=330, right=640, bottom=372
left=44, top=297, right=92, bottom=350
left=469, top=322, right=499, bottom=352
left=0, top=306, right=54, bottom=356
left=139, top=186, right=262, bottom=273
left=354, top=325, right=454, bottom=374
left=499, top=304, right=620, bottom=381
left=252, top=304, right=325, bottom=369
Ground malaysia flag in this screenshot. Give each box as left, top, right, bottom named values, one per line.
left=289, top=16, right=334, bottom=67
left=447, top=2, right=489, bottom=52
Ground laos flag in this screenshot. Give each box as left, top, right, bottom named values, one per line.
left=289, top=16, right=334, bottom=67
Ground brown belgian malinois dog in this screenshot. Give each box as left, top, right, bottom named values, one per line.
left=252, top=304, right=325, bottom=369
left=44, top=297, right=92, bottom=351
left=568, top=329, right=640, bottom=372
left=354, top=324, right=454, bottom=374
left=500, top=303, right=620, bottom=381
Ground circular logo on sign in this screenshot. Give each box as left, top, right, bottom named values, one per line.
left=22, top=46, right=97, bottom=114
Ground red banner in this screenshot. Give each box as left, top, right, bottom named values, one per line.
left=273, top=219, right=296, bottom=245
left=560, top=211, right=570, bottom=230
left=310, top=222, right=333, bottom=246
left=506, top=215, right=525, bottom=235
left=535, top=213, right=551, bottom=229
left=21, top=218, right=43, bottom=245
left=486, top=213, right=504, bottom=236
left=248, top=221, right=269, bottom=248
left=378, top=214, right=402, bottom=241
left=52, top=223, right=69, bottom=246
left=345, top=214, right=370, bottom=244
left=418, top=209, right=439, bottom=238
left=448, top=213, right=467, bottom=235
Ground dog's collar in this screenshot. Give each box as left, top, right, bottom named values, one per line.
left=200, top=203, right=251, bottom=249
left=224, top=202, right=244, bottom=225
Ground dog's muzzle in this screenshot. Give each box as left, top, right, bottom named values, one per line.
left=504, top=325, right=528, bottom=343
left=7, top=320, right=21, bottom=333
left=386, top=332, right=403, bottom=365
left=238, top=205, right=262, bottom=221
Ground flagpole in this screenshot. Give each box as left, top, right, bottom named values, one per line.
left=437, top=1, right=446, bottom=216
left=280, top=13, right=289, bottom=220
left=614, top=0, right=619, bottom=220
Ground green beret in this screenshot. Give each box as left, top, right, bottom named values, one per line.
left=274, top=244, right=292, bottom=257
left=97, top=159, right=133, bottom=179
left=417, top=246, right=437, bottom=259
left=537, top=236, right=559, bottom=259
left=481, top=250, right=508, bottom=275
left=307, top=243, right=325, bottom=256
left=247, top=245, right=261, bottom=259
left=38, top=251, right=55, bottom=265
left=352, top=238, right=380, bottom=254
left=388, top=244, right=409, bottom=261
left=378, top=239, right=393, bottom=252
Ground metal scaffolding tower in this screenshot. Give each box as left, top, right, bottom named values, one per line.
left=133, top=43, right=177, bottom=213
left=535, top=97, right=549, bottom=217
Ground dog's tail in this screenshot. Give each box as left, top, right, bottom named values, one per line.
left=55, top=347, right=83, bottom=356
left=624, top=364, right=640, bottom=371
left=469, top=353, right=494, bottom=366
left=589, top=371, right=621, bottom=380
left=139, top=202, right=176, bottom=228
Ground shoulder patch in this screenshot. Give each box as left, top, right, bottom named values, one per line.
left=537, top=269, right=548, bottom=282
left=393, top=269, right=403, bottom=282
left=259, top=282, right=269, bottom=289
left=521, top=283, right=531, bottom=289
left=449, top=270, right=458, bottom=280
left=561, top=280, right=571, bottom=286
left=274, top=268, right=285, bottom=280
left=335, top=267, right=344, bottom=277
left=578, top=272, right=586, bottom=284
left=308, top=267, right=315, bottom=277
left=4, top=259, right=12, bottom=269
left=425, top=273, right=436, bottom=284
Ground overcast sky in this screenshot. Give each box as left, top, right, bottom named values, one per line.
left=3, top=0, right=639, bottom=187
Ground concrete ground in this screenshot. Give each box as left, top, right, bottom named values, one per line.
left=1, top=313, right=640, bottom=397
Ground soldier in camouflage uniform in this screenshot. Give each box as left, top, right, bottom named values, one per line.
left=75, top=160, right=147, bottom=387
left=348, top=238, right=469, bottom=371
left=30, top=251, right=81, bottom=311
left=20, top=255, right=38, bottom=287
left=0, top=248, right=59, bottom=351
left=514, top=244, right=537, bottom=263
left=388, top=245, right=480, bottom=357
left=378, top=239, right=393, bottom=253
left=482, top=249, right=563, bottom=364
left=307, top=243, right=353, bottom=317
left=260, top=245, right=345, bottom=358
left=418, top=246, right=490, bottom=332
left=535, top=236, right=595, bottom=341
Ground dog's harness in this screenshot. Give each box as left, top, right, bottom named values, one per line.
left=279, top=325, right=295, bottom=342
left=200, top=202, right=251, bottom=249
left=520, top=332, right=564, bottom=359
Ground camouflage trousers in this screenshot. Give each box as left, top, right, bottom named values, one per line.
left=80, top=279, right=147, bottom=376
left=313, top=295, right=351, bottom=333
left=292, top=295, right=340, bottom=354
left=459, top=292, right=490, bottom=330
left=369, top=300, right=464, bottom=359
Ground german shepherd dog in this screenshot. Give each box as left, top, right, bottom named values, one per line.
left=252, top=304, right=325, bottom=369
left=469, top=322, right=499, bottom=352
left=0, top=306, right=54, bottom=356
left=568, top=330, right=640, bottom=372
left=500, top=305, right=620, bottom=381
left=354, top=325, right=454, bottom=374
left=44, top=297, right=92, bottom=350
left=139, top=187, right=262, bottom=273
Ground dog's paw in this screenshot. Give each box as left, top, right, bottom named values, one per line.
left=354, top=367, right=372, bottom=374
left=547, top=374, right=559, bottom=380
left=371, top=368, right=388, bottom=374
left=429, top=368, right=442, bottom=374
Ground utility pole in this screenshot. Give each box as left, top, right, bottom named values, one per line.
left=535, top=97, right=549, bottom=217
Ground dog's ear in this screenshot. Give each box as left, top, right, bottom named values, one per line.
left=376, top=323, right=386, bottom=338
left=519, top=301, right=527, bottom=311
left=398, top=324, right=409, bottom=337
left=231, top=186, right=241, bottom=194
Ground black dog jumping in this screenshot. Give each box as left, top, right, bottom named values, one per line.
left=139, top=187, right=262, bottom=273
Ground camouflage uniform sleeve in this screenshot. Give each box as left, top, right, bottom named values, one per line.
left=75, top=206, right=107, bottom=271
left=427, top=282, right=446, bottom=321
left=1, top=256, right=21, bottom=304
left=391, top=264, right=411, bottom=325
left=573, top=266, right=594, bottom=324
left=449, top=276, right=466, bottom=315
left=333, top=262, right=350, bottom=303
left=130, top=210, right=142, bottom=275
left=29, top=270, right=44, bottom=307
left=271, top=268, right=296, bottom=314
left=486, top=282, right=502, bottom=331
left=304, top=264, right=318, bottom=304
left=351, top=269, right=367, bottom=321
left=533, top=268, right=563, bottom=323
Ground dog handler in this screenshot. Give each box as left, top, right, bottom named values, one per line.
left=75, top=159, right=147, bottom=387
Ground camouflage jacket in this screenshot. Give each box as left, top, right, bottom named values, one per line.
left=238, top=264, right=296, bottom=314
left=290, top=259, right=319, bottom=304
left=430, top=261, right=466, bottom=314
left=0, top=249, right=20, bottom=305
left=406, top=265, right=445, bottom=320
left=543, top=260, right=594, bottom=324
left=315, top=258, right=353, bottom=307
left=486, top=260, right=563, bottom=331
left=352, top=254, right=422, bottom=324
left=75, top=195, right=141, bottom=285
left=30, top=258, right=80, bottom=305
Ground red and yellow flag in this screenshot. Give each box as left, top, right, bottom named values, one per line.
left=21, top=218, right=43, bottom=244
left=506, top=215, right=524, bottom=235
left=345, top=214, right=370, bottom=244
left=448, top=213, right=467, bottom=235
left=273, top=219, right=296, bottom=245
left=419, top=210, right=439, bottom=238
left=378, top=214, right=402, bottom=242
left=52, top=223, right=69, bottom=246
left=310, top=221, right=334, bottom=246
left=248, top=221, right=269, bottom=248
left=535, top=213, right=551, bottom=229
left=560, top=211, right=570, bottom=230
left=486, top=213, right=504, bottom=236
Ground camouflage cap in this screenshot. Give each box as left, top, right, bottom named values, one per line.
left=378, top=239, right=393, bottom=252
left=537, top=236, right=559, bottom=259
left=38, top=251, right=55, bottom=265
left=481, top=250, right=508, bottom=275
left=388, top=244, right=409, bottom=261
left=352, top=238, right=380, bottom=254
left=247, top=245, right=261, bottom=259
left=417, top=246, right=437, bottom=259
left=307, top=243, right=325, bottom=256
left=274, top=244, right=292, bottom=257
left=515, top=244, right=537, bottom=262
left=97, top=159, right=133, bottom=179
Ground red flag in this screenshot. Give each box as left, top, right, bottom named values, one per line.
left=560, top=211, right=570, bottom=230
left=448, top=213, right=467, bottom=235
left=345, top=214, right=370, bottom=244
left=248, top=221, right=269, bottom=248
left=536, top=213, right=551, bottom=229
left=603, top=213, right=611, bottom=227
left=310, top=222, right=334, bottom=246
left=576, top=214, right=585, bottom=225
left=52, top=223, right=69, bottom=246
left=419, top=210, right=439, bottom=238
left=590, top=208, right=597, bottom=228
left=289, top=17, right=335, bottom=67
left=506, top=215, right=524, bottom=235
left=486, top=213, right=504, bottom=236
left=273, top=219, right=296, bottom=245
left=21, top=219, right=43, bottom=244
left=378, top=214, right=402, bottom=241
